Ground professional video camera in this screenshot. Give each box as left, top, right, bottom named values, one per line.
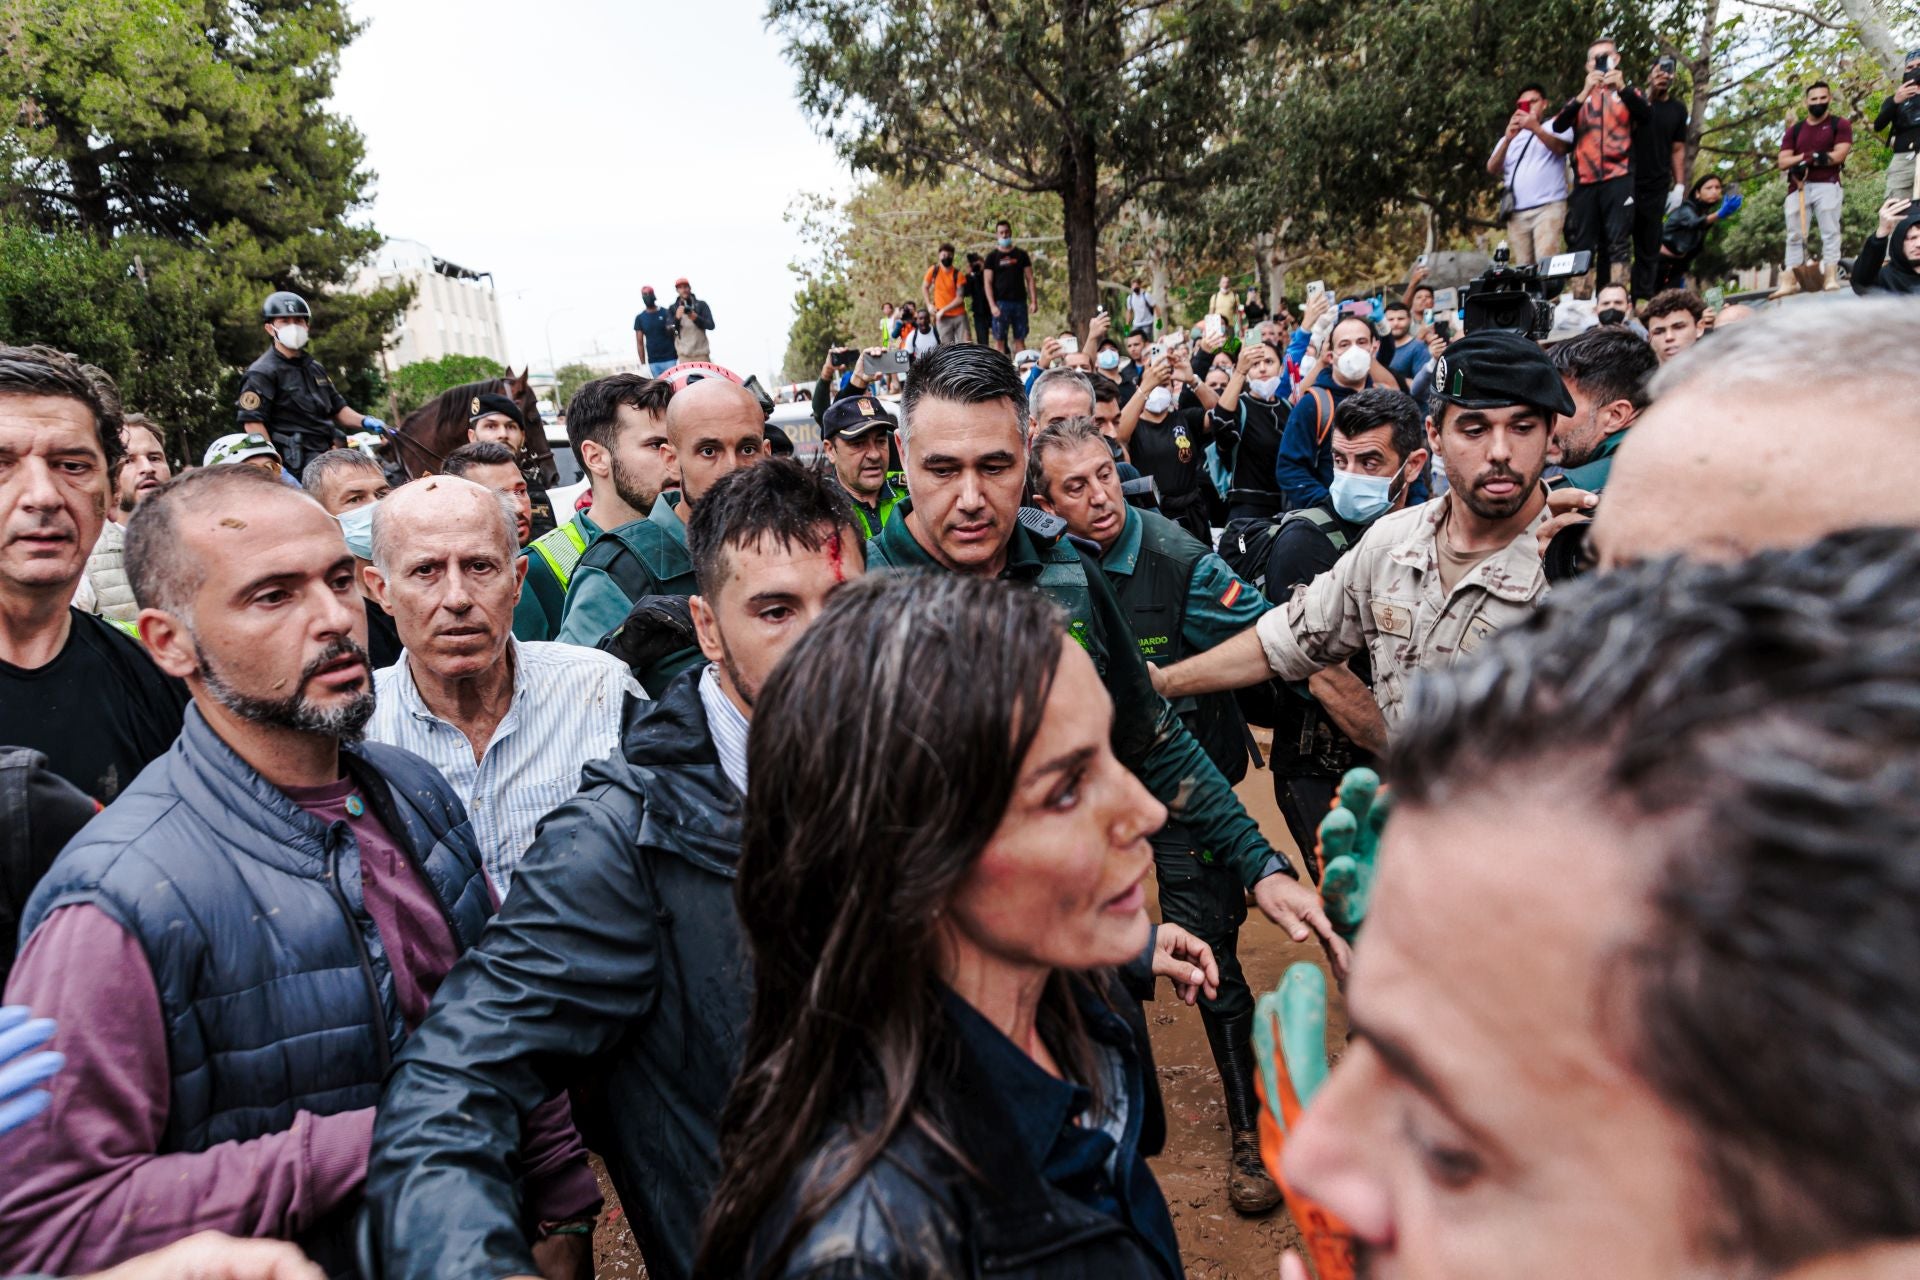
left=1462, top=244, right=1594, bottom=340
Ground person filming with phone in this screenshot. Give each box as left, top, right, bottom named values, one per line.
left=1488, top=83, right=1573, bottom=265
left=1873, top=48, right=1920, bottom=200
left=1552, top=39, right=1650, bottom=292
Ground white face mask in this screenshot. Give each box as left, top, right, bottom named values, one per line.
left=276, top=322, right=310, bottom=351
left=1335, top=345, right=1372, bottom=382
left=1249, top=375, right=1283, bottom=401
left=1144, top=387, right=1174, bottom=415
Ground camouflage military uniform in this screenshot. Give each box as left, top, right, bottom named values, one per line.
left=1257, top=495, right=1549, bottom=728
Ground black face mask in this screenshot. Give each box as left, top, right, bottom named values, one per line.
left=1809, top=102, right=1830, bottom=118
left=939, top=255, right=953, bottom=265
left=1597, top=307, right=1627, bottom=326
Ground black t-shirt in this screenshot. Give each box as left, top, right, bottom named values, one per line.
left=984, top=247, right=1032, bottom=303
left=0, top=610, right=188, bottom=802
left=1263, top=507, right=1375, bottom=775
left=1218, top=396, right=1288, bottom=507
left=1129, top=408, right=1213, bottom=516
left=1632, top=96, right=1689, bottom=189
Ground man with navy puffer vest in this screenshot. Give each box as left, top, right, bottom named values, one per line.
left=0, top=465, right=598, bottom=1280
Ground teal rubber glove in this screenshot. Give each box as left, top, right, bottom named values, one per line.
left=1316, top=767, right=1391, bottom=938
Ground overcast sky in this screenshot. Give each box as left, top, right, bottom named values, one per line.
left=333, top=0, right=848, bottom=382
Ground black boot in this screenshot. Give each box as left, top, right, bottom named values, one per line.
left=1203, top=1009, right=1283, bottom=1214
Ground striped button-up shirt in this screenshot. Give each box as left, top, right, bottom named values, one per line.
left=370, top=639, right=643, bottom=897
left=697, top=664, right=750, bottom=795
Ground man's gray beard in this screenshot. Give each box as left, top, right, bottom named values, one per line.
left=197, top=637, right=376, bottom=743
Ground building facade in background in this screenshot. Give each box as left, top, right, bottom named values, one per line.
left=354, top=238, right=511, bottom=367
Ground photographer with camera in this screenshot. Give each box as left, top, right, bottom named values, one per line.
left=1874, top=49, right=1920, bottom=200
left=669, top=277, right=715, bottom=362
left=1553, top=38, right=1650, bottom=292
left=1777, top=82, right=1853, bottom=293
left=1630, top=55, right=1691, bottom=302
left=1488, top=83, right=1574, bottom=265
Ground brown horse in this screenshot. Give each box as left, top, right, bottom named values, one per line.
left=388, top=367, right=557, bottom=486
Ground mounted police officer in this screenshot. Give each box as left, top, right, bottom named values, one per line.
left=820, top=394, right=903, bottom=539
left=237, top=291, right=387, bottom=479
left=1028, top=412, right=1283, bottom=1216
left=865, top=342, right=1350, bottom=962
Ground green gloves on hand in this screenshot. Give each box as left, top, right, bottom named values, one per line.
left=1316, top=767, right=1391, bottom=938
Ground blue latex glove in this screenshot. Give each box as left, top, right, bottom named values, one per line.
left=0, top=1006, right=61, bottom=1137
left=361, top=416, right=389, bottom=435
left=1717, top=194, right=1743, bottom=218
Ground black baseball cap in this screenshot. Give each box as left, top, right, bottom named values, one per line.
left=822, top=395, right=897, bottom=442
left=468, top=392, right=526, bottom=429
left=1431, top=329, right=1576, bottom=417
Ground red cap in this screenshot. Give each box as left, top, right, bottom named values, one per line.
left=642, top=283, right=655, bottom=293
left=674, top=276, right=690, bottom=287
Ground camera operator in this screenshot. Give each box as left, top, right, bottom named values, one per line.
left=1488, top=83, right=1574, bottom=266
left=1552, top=38, right=1649, bottom=292
left=1874, top=49, right=1920, bottom=200
left=1630, top=55, right=1691, bottom=302
left=670, top=277, right=716, bottom=362
left=1777, top=82, right=1853, bottom=292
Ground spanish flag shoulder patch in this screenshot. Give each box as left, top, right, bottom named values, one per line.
left=1219, top=580, right=1243, bottom=608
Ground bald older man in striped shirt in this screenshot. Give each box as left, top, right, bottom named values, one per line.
left=365, top=476, right=642, bottom=897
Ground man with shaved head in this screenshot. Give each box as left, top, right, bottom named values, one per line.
left=0, top=465, right=598, bottom=1274
left=556, top=375, right=765, bottom=690
left=365, top=475, right=639, bottom=897
left=1589, top=298, right=1920, bottom=570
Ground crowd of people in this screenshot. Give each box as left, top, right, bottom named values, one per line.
left=1491, top=38, right=1920, bottom=299
left=3, top=51, right=1920, bottom=1280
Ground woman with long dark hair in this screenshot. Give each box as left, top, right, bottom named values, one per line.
left=698, top=573, right=1210, bottom=1280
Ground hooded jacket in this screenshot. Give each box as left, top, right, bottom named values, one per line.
left=1851, top=210, right=1920, bottom=295
left=366, top=671, right=748, bottom=1280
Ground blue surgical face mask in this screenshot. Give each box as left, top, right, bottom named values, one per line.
left=1249, top=375, right=1283, bottom=401
left=1329, top=468, right=1402, bottom=524
left=1097, top=348, right=1121, bottom=370
left=337, top=499, right=379, bottom=560
left=997, top=235, right=1012, bottom=249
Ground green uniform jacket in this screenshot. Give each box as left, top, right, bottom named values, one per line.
left=867, top=505, right=1294, bottom=888
left=837, top=473, right=906, bottom=540
left=557, top=496, right=701, bottom=691
left=1556, top=428, right=1624, bottom=493
left=1099, top=506, right=1269, bottom=785
left=513, top=510, right=601, bottom=642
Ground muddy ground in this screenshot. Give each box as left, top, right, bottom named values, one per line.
left=588, top=744, right=1346, bottom=1279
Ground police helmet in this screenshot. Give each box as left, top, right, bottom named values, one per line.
left=262, top=291, right=311, bottom=321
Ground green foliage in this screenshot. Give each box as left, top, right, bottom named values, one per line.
left=780, top=270, right=856, bottom=385
left=767, top=0, right=1288, bottom=330
left=554, top=363, right=600, bottom=411
left=387, top=354, right=508, bottom=418
left=0, top=0, right=410, bottom=456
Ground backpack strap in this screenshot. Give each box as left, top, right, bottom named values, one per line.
left=1308, top=387, right=1336, bottom=446
left=1284, top=505, right=1349, bottom=555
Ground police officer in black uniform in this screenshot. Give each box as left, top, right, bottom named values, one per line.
left=1028, top=412, right=1286, bottom=1217
left=237, top=291, right=386, bottom=479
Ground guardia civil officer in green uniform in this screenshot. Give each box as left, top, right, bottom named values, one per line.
left=819, top=394, right=904, bottom=538
left=514, top=374, right=677, bottom=642
left=866, top=341, right=1349, bottom=954
left=237, top=291, right=387, bottom=478
left=556, top=376, right=766, bottom=690
left=1028, top=412, right=1284, bottom=1216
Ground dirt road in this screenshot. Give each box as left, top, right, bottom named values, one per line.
left=588, top=752, right=1347, bottom=1279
